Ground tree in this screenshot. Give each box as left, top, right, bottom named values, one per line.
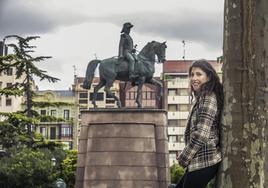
left=0, top=35, right=75, bottom=187
left=61, top=150, right=78, bottom=188
left=0, top=148, right=56, bottom=188
left=217, top=1, right=268, bottom=187
left=0, top=35, right=59, bottom=133
left=0, top=112, right=37, bottom=149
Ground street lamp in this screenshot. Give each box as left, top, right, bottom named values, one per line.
left=51, top=157, right=66, bottom=188
left=51, top=157, right=56, bottom=166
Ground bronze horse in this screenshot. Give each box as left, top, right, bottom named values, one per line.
left=83, top=41, right=167, bottom=108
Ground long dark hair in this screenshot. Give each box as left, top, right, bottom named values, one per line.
left=189, top=59, right=224, bottom=113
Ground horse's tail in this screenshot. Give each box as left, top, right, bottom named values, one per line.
left=82, top=59, right=101, bottom=89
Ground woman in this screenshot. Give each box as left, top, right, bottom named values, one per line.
left=176, top=59, right=224, bottom=188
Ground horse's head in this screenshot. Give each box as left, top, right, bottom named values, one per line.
left=139, top=40, right=167, bottom=63
left=153, top=41, right=167, bottom=63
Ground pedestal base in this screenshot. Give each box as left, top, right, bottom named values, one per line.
left=75, top=109, right=170, bottom=188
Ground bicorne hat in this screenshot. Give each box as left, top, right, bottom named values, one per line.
left=121, top=22, right=133, bottom=33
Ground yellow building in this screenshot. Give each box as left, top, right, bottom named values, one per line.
left=33, top=90, right=79, bottom=150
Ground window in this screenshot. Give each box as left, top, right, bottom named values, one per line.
left=169, top=135, right=178, bottom=143
left=126, top=92, right=130, bottom=100
left=51, top=110, right=57, bottom=117
left=6, top=83, right=12, bottom=88
left=0, top=97, right=2, bottom=106
left=40, top=110, right=46, bottom=115
left=168, top=120, right=177, bottom=126
left=147, top=92, right=152, bottom=99
left=168, top=89, right=177, bottom=96
left=142, top=92, right=146, bottom=99
left=79, top=99, right=88, bottom=104
left=129, top=92, right=136, bottom=100
left=79, top=92, right=88, bottom=98
left=40, top=127, right=47, bottom=138
left=89, top=93, right=104, bottom=101
left=168, top=104, right=177, bottom=112
left=6, top=98, right=12, bottom=106
left=0, top=82, right=2, bottom=89
left=63, top=110, right=70, bottom=120
left=50, top=127, right=56, bottom=139
left=5, top=68, right=12, bottom=76
left=61, top=126, right=72, bottom=137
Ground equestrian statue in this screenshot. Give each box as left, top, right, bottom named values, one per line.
left=82, top=22, right=167, bottom=108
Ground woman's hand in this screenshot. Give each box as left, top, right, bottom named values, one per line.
left=176, top=151, right=188, bottom=168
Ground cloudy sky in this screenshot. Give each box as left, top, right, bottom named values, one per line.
left=0, top=0, right=224, bottom=90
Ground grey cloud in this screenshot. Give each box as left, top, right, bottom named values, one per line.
left=101, top=11, right=223, bottom=50
left=0, top=0, right=89, bottom=38
left=0, top=0, right=223, bottom=50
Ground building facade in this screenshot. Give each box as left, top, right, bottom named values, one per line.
left=119, top=79, right=162, bottom=108
left=72, top=77, right=120, bottom=110
left=163, top=60, right=222, bottom=165
left=0, top=42, right=25, bottom=119
left=33, top=90, right=79, bottom=150
left=0, top=67, right=25, bottom=114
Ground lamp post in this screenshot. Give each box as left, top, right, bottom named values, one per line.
left=51, top=157, right=66, bottom=188
left=51, top=157, right=56, bottom=167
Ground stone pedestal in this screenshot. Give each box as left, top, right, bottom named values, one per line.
left=75, top=109, right=169, bottom=188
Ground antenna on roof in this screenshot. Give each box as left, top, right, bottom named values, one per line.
left=182, top=40, right=186, bottom=62
left=94, top=53, right=98, bottom=59
left=73, top=65, right=77, bottom=78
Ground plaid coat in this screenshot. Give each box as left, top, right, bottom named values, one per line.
left=178, top=92, right=222, bottom=172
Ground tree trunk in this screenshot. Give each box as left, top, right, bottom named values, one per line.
left=217, top=0, right=268, bottom=187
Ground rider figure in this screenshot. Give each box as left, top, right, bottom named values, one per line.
left=118, top=22, right=137, bottom=80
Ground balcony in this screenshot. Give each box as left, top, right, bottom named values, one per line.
left=168, top=111, right=189, bottom=119
left=168, top=142, right=185, bottom=151
left=167, top=127, right=186, bottom=135
left=167, top=96, right=190, bottom=104
left=167, top=81, right=188, bottom=89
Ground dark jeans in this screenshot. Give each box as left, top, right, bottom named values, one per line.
left=175, top=163, right=220, bottom=188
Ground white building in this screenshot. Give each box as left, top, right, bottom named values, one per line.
left=0, top=42, right=25, bottom=120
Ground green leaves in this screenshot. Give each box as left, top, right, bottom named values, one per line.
left=0, top=147, right=59, bottom=188
left=32, top=101, right=74, bottom=108
left=0, top=88, right=24, bottom=97
left=170, top=163, right=185, bottom=184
